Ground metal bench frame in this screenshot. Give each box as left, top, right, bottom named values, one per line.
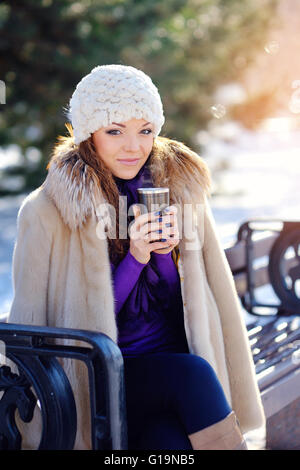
left=0, top=324, right=127, bottom=450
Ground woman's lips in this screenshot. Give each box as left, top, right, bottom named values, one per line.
left=117, top=159, right=140, bottom=166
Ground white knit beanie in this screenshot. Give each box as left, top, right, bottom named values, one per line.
left=67, top=64, right=165, bottom=145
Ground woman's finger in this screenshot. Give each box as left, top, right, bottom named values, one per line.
left=163, top=205, right=178, bottom=216
left=132, top=206, right=162, bottom=230
left=132, top=204, right=141, bottom=219
left=144, top=230, right=167, bottom=244
left=140, top=221, right=162, bottom=237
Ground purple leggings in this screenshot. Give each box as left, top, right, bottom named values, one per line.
left=123, top=352, right=232, bottom=450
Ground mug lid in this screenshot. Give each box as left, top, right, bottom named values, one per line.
left=137, top=187, right=169, bottom=194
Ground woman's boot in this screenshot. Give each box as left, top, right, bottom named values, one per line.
left=188, top=411, right=248, bottom=450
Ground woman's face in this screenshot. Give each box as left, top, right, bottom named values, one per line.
left=92, top=118, right=154, bottom=179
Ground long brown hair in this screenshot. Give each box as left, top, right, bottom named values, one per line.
left=52, top=123, right=212, bottom=267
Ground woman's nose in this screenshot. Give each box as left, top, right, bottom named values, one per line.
left=123, top=135, right=140, bottom=152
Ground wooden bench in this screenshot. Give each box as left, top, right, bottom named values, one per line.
left=0, top=218, right=299, bottom=450
left=225, top=219, right=300, bottom=450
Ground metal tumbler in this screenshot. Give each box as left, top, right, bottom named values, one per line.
left=137, top=187, right=170, bottom=215
left=137, top=187, right=170, bottom=243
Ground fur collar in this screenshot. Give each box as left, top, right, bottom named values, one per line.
left=43, top=136, right=211, bottom=231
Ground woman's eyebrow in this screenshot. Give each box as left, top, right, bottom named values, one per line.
left=111, top=122, right=152, bottom=128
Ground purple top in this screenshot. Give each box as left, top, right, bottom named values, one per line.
left=110, top=158, right=189, bottom=357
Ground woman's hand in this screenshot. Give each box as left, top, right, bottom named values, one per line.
left=129, top=205, right=179, bottom=264
left=152, top=206, right=180, bottom=255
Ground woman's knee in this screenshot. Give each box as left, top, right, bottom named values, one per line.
left=170, top=354, right=231, bottom=431
left=176, top=354, right=218, bottom=385
left=170, top=354, right=230, bottom=411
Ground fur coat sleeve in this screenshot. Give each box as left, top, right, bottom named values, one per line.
left=9, top=195, right=52, bottom=327
left=174, top=194, right=265, bottom=435
left=201, top=196, right=265, bottom=432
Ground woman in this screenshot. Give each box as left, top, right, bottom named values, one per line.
left=8, top=64, right=265, bottom=450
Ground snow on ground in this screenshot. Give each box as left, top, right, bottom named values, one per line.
left=1, top=124, right=300, bottom=318
left=204, top=124, right=300, bottom=247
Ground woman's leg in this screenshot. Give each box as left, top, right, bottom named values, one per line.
left=152, top=353, right=232, bottom=434
left=135, top=413, right=193, bottom=450
left=123, top=352, right=241, bottom=450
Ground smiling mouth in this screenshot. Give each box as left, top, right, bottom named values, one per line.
left=117, top=158, right=140, bottom=165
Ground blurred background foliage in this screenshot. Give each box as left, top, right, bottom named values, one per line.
left=0, top=0, right=279, bottom=195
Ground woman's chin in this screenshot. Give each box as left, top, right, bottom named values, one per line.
left=113, top=168, right=140, bottom=180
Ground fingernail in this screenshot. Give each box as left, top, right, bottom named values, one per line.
left=154, top=210, right=161, bottom=216
left=156, top=229, right=163, bottom=233
left=161, top=238, right=167, bottom=242
left=165, top=222, right=172, bottom=227
left=157, top=217, right=163, bottom=222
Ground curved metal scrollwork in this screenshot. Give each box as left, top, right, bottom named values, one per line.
left=0, top=354, right=77, bottom=450
left=0, top=365, right=36, bottom=449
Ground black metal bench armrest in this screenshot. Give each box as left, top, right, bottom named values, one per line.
left=0, top=322, right=127, bottom=450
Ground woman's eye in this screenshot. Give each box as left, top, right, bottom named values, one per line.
left=106, top=128, right=152, bottom=136
left=106, top=129, right=121, bottom=135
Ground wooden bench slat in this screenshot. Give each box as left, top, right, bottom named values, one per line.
left=257, top=355, right=299, bottom=391
left=260, top=367, right=300, bottom=419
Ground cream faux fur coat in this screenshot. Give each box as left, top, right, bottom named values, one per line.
left=8, top=136, right=265, bottom=449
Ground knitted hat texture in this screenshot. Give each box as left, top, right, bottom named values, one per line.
left=67, top=64, right=165, bottom=145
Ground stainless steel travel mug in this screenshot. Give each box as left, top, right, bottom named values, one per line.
left=137, top=188, right=170, bottom=243
left=137, top=187, right=170, bottom=215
